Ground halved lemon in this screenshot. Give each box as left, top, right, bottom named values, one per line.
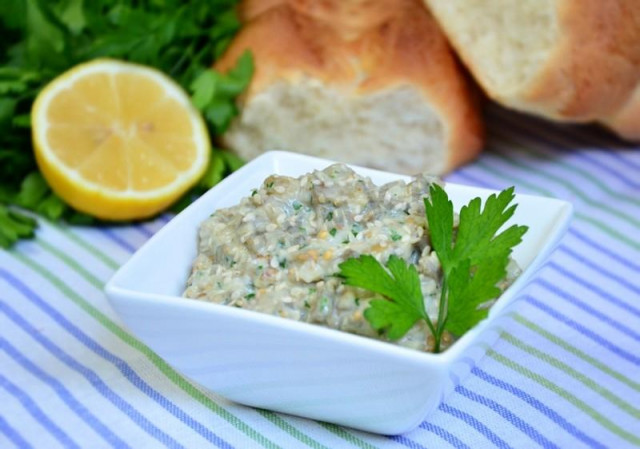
left=32, top=59, right=210, bottom=220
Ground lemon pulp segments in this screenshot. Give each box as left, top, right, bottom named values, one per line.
left=32, top=59, right=210, bottom=220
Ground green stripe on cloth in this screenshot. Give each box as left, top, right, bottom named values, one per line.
left=6, top=122, right=637, bottom=449
left=511, top=313, right=640, bottom=393
left=474, top=158, right=556, bottom=195
left=474, top=159, right=640, bottom=249
left=488, top=348, right=640, bottom=445
left=501, top=332, right=640, bottom=419
left=257, top=411, right=331, bottom=449
left=493, top=131, right=640, bottom=208
left=12, top=239, right=381, bottom=449
left=10, top=251, right=283, bottom=449
left=490, top=142, right=640, bottom=224
left=35, top=238, right=104, bottom=290
left=319, top=423, right=382, bottom=449
left=55, top=224, right=120, bottom=270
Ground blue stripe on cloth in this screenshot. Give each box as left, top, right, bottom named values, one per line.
left=569, top=153, right=640, bottom=190
left=502, top=138, right=640, bottom=194
left=0, top=271, right=235, bottom=449
left=609, top=152, right=640, bottom=171
left=439, top=403, right=512, bottom=449
left=471, top=367, right=606, bottom=449
left=448, top=169, right=640, bottom=275
left=455, top=385, right=559, bottom=449
left=488, top=112, right=640, bottom=191
left=0, top=301, right=183, bottom=449
left=0, top=337, right=130, bottom=449
left=570, top=155, right=640, bottom=190
left=490, top=109, right=640, bottom=190
left=525, top=295, right=640, bottom=366
left=446, top=166, right=493, bottom=188
left=480, top=151, right=640, bottom=235
left=557, top=245, right=640, bottom=295
left=418, top=422, right=471, bottom=449
left=0, top=414, right=33, bottom=449
left=389, top=435, right=430, bottom=449
left=544, top=263, right=640, bottom=320
left=0, top=374, right=81, bottom=449
left=567, top=228, right=640, bottom=273
left=99, top=229, right=137, bottom=253
left=132, top=224, right=155, bottom=238
left=535, top=278, right=640, bottom=342
left=456, top=166, right=640, bottom=286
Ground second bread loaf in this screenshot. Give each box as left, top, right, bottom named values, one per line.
left=425, top=0, right=640, bottom=122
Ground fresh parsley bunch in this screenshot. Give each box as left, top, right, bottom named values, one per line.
left=339, top=184, right=528, bottom=353
left=0, top=0, right=252, bottom=247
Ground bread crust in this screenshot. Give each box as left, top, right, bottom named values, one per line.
left=425, top=0, right=640, bottom=122
left=601, top=83, right=640, bottom=141
left=238, top=0, right=283, bottom=22
left=216, top=0, right=484, bottom=173
left=524, top=0, right=640, bottom=121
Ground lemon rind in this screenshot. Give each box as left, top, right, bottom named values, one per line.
left=32, top=59, right=211, bottom=202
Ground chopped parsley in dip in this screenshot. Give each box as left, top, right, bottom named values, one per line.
left=184, top=164, right=522, bottom=352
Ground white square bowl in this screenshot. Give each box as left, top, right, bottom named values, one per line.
left=105, top=151, right=573, bottom=435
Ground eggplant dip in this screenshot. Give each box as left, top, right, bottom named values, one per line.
left=184, top=164, right=520, bottom=352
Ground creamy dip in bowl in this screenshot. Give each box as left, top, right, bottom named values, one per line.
left=105, top=151, right=572, bottom=434
left=184, top=163, right=521, bottom=352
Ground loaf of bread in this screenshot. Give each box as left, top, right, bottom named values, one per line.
left=424, top=0, right=640, bottom=123
left=214, top=0, right=484, bottom=175
left=601, top=83, right=640, bottom=141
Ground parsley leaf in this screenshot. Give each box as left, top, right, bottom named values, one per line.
left=444, top=256, right=503, bottom=336
left=14, top=172, right=49, bottom=209
left=0, top=205, right=37, bottom=248
left=340, top=255, right=432, bottom=340
left=425, top=184, right=528, bottom=345
left=0, top=0, right=250, bottom=246
left=450, top=186, right=525, bottom=267
left=340, top=255, right=409, bottom=301
left=423, top=183, right=454, bottom=268
left=338, top=184, right=528, bottom=352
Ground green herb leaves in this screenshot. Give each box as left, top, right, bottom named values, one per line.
left=426, top=184, right=528, bottom=341
left=338, top=184, right=528, bottom=352
left=190, top=50, right=254, bottom=135
left=340, top=255, right=430, bottom=340
left=0, top=0, right=250, bottom=246
left=0, top=206, right=37, bottom=248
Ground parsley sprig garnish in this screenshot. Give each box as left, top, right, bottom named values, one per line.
left=339, top=184, right=528, bottom=352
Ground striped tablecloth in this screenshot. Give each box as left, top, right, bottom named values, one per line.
left=2, top=105, right=639, bottom=449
